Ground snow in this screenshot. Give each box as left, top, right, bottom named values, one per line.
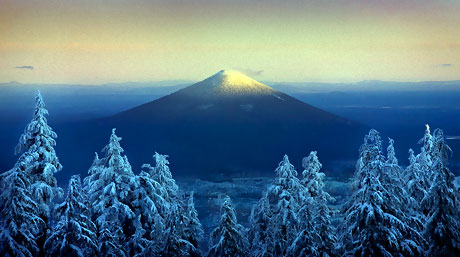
left=239, top=104, right=254, bottom=111
left=271, top=93, right=285, bottom=101
left=198, top=104, right=214, bottom=110
left=193, top=69, right=275, bottom=96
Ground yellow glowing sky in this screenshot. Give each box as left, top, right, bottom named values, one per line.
left=1, top=0, right=459, bottom=84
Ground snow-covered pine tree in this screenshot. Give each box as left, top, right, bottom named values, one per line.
left=287, top=151, right=320, bottom=257
left=87, top=152, right=102, bottom=184
left=386, top=138, right=398, bottom=166
left=130, top=167, right=168, bottom=256
left=306, top=152, right=336, bottom=257
left=301, top=151, right=323, bottom=198
left=84, top=128, right=138, bottom=257
left=408, top=125, right=440, bottom=217
left=44, top=175, right=98, bottom=257
left=351, top=129, right=383, bottom=189
left=14, top=91, right=63, bottom=218
left=142, top=152, right=179, bottom=201
left=403, top=148, right=428, bottom=235
left=207, top=196, right=249, bottom=257
left=0, top=166, right=44, bottom=257
left=289, top=151, right=336, bottom=257
left=139, top=152, right=180, bottom=220
left=431, top=128, right=452, bottom=164
left=314, top=190, right=336, bottom=257
left=141, top=152, right=181, bottom=254
left=127, top=216, right=149, bottom=257
left=385, top=138, right=405, bottom=184
left=159, top=204, right=201, bottom=257
left=417, top=124, right=435, bottom=185
left=422, top=129, right=460, bottom=257
left=405, top=149, right=427, bottom=205
left=286, top=195, right=317, bottom=257
left=97, top=208, right=128, bottom=257
left=248, top=194, right=276, bottom=257
left=265, top=154, right=304, bottom=256
left=139, top=152, right=201, bottom=257
left=340, top=129, right=424, bottom=257
left=183, top=191, right=203, bottom=249
left=382, top=138, right=412, bottom=220
left=12, top=91, right=63, bottom=253
left=298, top=151, right=324, bottom=235
left=419, top=124, right=434, bottom=159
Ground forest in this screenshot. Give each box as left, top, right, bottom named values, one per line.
left=1, top=91, right=460, bottom=257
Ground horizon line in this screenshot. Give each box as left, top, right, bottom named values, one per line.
left=2, top=78, right=460, bottom=87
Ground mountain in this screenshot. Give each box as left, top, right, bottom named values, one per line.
left=56, top=70, right=367, bottom=180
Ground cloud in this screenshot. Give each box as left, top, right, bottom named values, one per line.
left=15, top=65, right=34, bottom=70
left=439, top=63, right=453, bottom=68
left=234, top=67, right=264, bottom=76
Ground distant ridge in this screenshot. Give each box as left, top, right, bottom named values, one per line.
left=0, top=81, right=22, bottom=86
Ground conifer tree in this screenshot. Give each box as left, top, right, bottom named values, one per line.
left=140, top=153, right=180, bottom=246
left=249, top=154, right=305, bottom=256
left=382, top=138, right=412, bottom=221
left=314, top=191, right=336, bottom=257
left=160, top=204, right=200, bottom=257
left=0, top=166, right=44, bottom=257
left=207, top=196, right=249, bottom=257
left=341, top=129, right=424, bottom=257
left=408, top=125, right=439, bottom=216
left=287, top=152, right=320, bottom=257
left=130, top=167, right=167, bottom=255
left=403, top=148, right=428, bottom=235
left=248, top=194, right=276, bottom=257
left=386, top=138, right=398, bottom=166
left=405, top=149, right=427, bottom=205
left=14, top=91, right=63, bottom=220
left=289, top=151, right=336, bottom=257
left=44, top=175, right=98, bottom=257
left=286, top=196, right=317, bottom=257
left=301, top=151, right=323, bottom=198
left=127, top=217, right=149, bottom=257
left=307, top=152, right=336, bottom=257
left=84, top=128, right=138, bottom=257
left=140, top=152, right=180, bottom=219
left=143, top=152, right=179, bottom=200
left=385, top=138, right=404, bottom=186
left=298, top=151, right=324, bottom=234
left=184, top=192, right=203, bottom=249
left=266, top=155, right=303, bottom=256
left=422, top=129, right=460, bottom=257
left=140, top=152, right=202, bottom=257
left=6, top=91, right=63, bottom=254
left=417, top=124, right=435, bottom=185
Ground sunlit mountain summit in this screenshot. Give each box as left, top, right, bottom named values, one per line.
left=183, top=70, right=275, bottom=96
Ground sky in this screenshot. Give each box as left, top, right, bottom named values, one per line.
left=0, top=0, right=459, bottom=84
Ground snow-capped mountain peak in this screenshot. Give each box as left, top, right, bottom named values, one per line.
left=187, top=70, right=274, bottom=96
left=208, top=70, right=262, bottom=87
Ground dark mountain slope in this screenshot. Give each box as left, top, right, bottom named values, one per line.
left=56, top=70, right=366, bottom=179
